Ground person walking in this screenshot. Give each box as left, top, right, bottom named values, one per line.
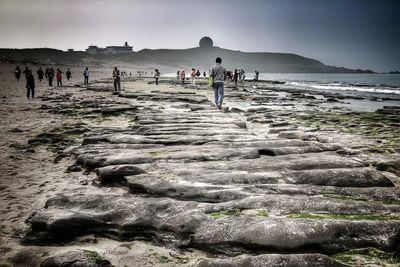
left=83, top=67, right=89, bottom=84
left=15, top=66, right=22, bottom=81
left=66, top=68, right=72, bottom=80
left=203, top=71, right=206, bottom=79
left=196, top=69, right=201, bottom=78
left=234, top=69, right=238, bottom=87
left=56, top=68, right=63, bottom=87
left=26, top=70, right=35, bottom=99
left=210, top=57, right=227, bottom=109
left=176, top=70, right=180, bottom=80
left=190, top=68, right=196, bottom=86
left=180, top=69, right=185, bottom=86
left=112, top=66, right=121, bottom=92
left=47, top=67, right=55, bottom=86
left=22, top=66, right=29, bottom=80
left=154, top=68, right=161, bottom=85
left=37, top=67, right=44, bottom=82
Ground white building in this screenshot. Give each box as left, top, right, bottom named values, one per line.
left=85, top=42, right=133, bottom=55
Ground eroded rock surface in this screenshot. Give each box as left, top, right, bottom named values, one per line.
left=21, top=80, right=400, bottom=266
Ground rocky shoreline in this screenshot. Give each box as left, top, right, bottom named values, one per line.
left=1, top=76, right=400, bottom=266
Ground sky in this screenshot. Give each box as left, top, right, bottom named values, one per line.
left=0, top=0, right=399, bottom=72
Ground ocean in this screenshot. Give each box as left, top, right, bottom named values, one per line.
left=257, top=73, right=400, bottom=96
left=163, top=72, right=400, bottom=96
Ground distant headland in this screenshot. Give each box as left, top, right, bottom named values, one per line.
left=0, top=37, right=375, bottom=73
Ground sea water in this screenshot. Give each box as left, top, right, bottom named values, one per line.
left=257, top=73, right=400, bottom=96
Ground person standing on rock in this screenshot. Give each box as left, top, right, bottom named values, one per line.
left=180, top=69, right=185, bottom=86
left=190, top=68, right=197, bottom=86
left=253, top=70, right=259, bottom=81
left=83, top=67, right=89, bottom=84
left=154, top=68, right=161, bottom=85
left=26, top=70, right=35, bottom=99
left=112, top=66, right=121, bottom=92
left=239, top=69, right=245, bottom=80
left=15, top=66, right=21, bottom=81
left=37, top=67, right=44, bottom=82
left=56, top=68, right=63, bottom=87
left=210, top=57, right=227, bottom=109
left=203, top=71, right=206, bottom=79
left=66, top=68, right=72, bottom=80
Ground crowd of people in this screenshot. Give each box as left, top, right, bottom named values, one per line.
left=15, top=60, right=258, bottom=110
left=176, top=69, right=207, bottom=86
left=15, top=65, right=93, bottom=99
left=175, top=67, right=254, bottom=87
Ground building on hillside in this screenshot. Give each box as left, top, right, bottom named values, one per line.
left=104, top=42, right=133, bottom=54
left=86, top=45, right=101, bottom=54
left=85, top=42, right=133, bottom=55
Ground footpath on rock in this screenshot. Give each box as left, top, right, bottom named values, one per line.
left=1, top=77, right=400, bottom=267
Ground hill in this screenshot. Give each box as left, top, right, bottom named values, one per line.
left=0, top=47, right=374, bottom=73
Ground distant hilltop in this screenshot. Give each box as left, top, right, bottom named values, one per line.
left=0, top=37, right=375, bottom=73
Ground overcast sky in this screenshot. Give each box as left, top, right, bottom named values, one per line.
left=0, top=0, right=399, bottom=72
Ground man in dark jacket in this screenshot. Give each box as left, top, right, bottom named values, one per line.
left=37, top=67, right=44, bottom=82
left=112, top=66, right=121, bottom=92
left=26, top=70, right=35, bottom=99
left=47, top=67, right=55, bottom=86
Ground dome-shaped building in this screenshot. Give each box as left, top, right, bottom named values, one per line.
left=199, top=36, right=213, bottom=48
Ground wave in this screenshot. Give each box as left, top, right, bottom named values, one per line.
left=287, top=81, right=400, bottom=95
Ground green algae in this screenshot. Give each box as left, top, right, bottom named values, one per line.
left=174, top=256, right=191, bottom=264
left=332, top=247, right=400, bottom=266
left=148, top=151, right=164, bottom=157
left=209, top=209, right=242, bottom=219
left=209, top=209, right=269, bottom=219
left=256, top=210, right=270, bottom=217
left=147, top=251, right=191, bottom=265
left=323, top=194, right=368, bottom=202
left=323, top=194, right=400, bottom=206
left=83, top=250, right=102, bottom=260
left=368, top=140, right=400, bottom=154
left=295, top=110, right=400, bottom=154
left=287, top=213, right=400, bottom=221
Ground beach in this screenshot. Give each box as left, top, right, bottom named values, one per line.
left=0, top=63, right=400, bottom=266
